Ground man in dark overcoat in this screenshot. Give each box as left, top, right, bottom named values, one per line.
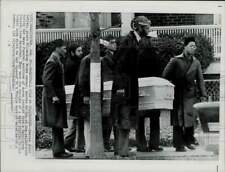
left=111, top=16, right=151, bottom=157
left=42, top=39, right=73, bottom=158
left=136, top=36, right=163, bottom=152
left=162, top=36, right=207, bottom=152
left=100, top=36, right=118, bottom=151
left=69, top=40, right=117, bottom=157
left=64, top=44, right=85, bottom=153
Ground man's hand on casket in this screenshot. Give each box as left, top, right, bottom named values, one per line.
left=52, top=96, right=60, bottom=104
left=200, top=96, right=207, bottom=102
left=83, top=96, right=90, bottom=104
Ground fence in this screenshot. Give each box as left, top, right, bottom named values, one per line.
left=36, top=25, right=221, bottom=58
left=36, top=27, right=121, bottom=43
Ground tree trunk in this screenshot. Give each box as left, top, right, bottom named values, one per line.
left=89, top=12, right=105, bottom=158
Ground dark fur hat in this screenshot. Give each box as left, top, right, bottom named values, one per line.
left=184, top=36, right=195, bottom=46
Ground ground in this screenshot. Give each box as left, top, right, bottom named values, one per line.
left=36, top=146, right=218, bottom=160
left=36, top=114, right=219, bottom=160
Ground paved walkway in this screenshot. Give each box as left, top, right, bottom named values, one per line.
left=36, top=146, right=218, bottom=160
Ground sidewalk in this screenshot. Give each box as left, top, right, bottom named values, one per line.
left=36, top=146, right=218, bottom=160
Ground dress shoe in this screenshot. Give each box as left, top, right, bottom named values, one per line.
left=105, top=148, right=114, bottom=152
left=65, top=147, right=77, bottom=152
left=148, top=146, right=163, bottom=152
left=175, top=147, right=187, bottom=152
left=118, top=152, right=136, bottom=159
left=192, top=139, right=199, bottom=146
left=53, top=152, right=73, bottom=158
left=186, top=144, right=195, bottom=150
left=137, top=147, right=148, bottom=152
left=65, top=147, right=85, bottom=153
left=75, top=148, right=85, bottom=153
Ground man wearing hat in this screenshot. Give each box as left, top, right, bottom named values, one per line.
left=162, top=36, right=207, bottom=152
left=111, top=16, right=151, bottom=157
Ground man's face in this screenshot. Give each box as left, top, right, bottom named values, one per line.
left=184, top=41, right=196, bottom=56
left=75, top=46, right=83, bottom=58
left=138, top=24, right=150, bottom=37
left=57, top=45, right=67, bottom=58
left=108, top=39, right=117, bottom=51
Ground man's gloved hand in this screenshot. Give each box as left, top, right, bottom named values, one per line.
left=200, top=96, right=207, bottom=102
left=52, top=96, right=60, bottom=104
left=83, top=96, right=90, bottom=104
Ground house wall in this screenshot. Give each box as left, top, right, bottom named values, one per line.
left=135, top=13, right=214, bottom=26
left=36, top=12, right=65, bottom=29
left=36, top=12, right=112, bottom=29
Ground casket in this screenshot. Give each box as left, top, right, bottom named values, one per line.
left=65, top=83, right=112, bottom=118
left=102, top=81, right=113, bottom=116
left=65, top=85, right=75, bottom=119
left=65, top=77, right=174, bottom=118
left=138, top=77, right=174, bottom=111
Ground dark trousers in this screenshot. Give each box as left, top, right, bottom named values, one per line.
left=113, top=104, right=131, bottom=156
left=117, top=129, right=130, bottom=156
left=102, top=116, right=113, bottom=150
left=64, top=118, right=85, bottom=149
left=52, top=127, right=65, bottom=155
left=184, top=126, right=195, bottom=145
left=136, top=111, right=160, bottom=150
left=114, top=126, right=129, bottom=156
left=173, top=126, right=194, bottom=148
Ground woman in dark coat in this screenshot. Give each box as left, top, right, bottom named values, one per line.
left=162, top=36, right=207, bottom=152
left=42, top=39, right=72, bottom=158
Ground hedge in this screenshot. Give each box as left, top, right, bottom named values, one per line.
left=36, top=33, right=214, bottom=85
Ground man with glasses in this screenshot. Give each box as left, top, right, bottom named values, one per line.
left=162, top=36, right=207, bottom=152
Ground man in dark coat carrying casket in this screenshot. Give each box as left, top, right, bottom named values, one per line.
left=69, top=39, right=117, bottom=157
left=42, top=39, right=73, bottom=158
left=111, top=16, right=151, bottom=157
left=162, top=36, right=207, bottom=152
left=136, top=36, right=163, bottom=152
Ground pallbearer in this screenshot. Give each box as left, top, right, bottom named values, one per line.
left=42, top=39, right=73, bottom=158
left=111, top=16, right=151, bottom=158
left=162, top=36, right=207, bottom=152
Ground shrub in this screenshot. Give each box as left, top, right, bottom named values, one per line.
left=36, top=32, right=214, bottom=84
left=36, top=121, right=52, bottom=149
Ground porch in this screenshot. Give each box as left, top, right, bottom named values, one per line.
left=36, top=24, right=221, bottom=59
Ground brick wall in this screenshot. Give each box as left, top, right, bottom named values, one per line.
left=135, top=13, right=213, bottom=26
left=36, top=12, right=65, bottom=29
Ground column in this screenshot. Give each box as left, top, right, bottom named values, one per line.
left=121, top=13, right=134, bottom=36
left=65, top=12, right=74, bottom=28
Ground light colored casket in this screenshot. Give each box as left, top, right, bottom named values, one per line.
left=65, top=83, right=112, bottom=118
left=65, top=77, right=174, bottom=118
left=138, top=77, right=174, bottom=111
left=102, top=81, right=113, bottom=116
left=65, top=85, right=75, bottom=119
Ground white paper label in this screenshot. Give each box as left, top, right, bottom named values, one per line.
left=90, top=63, right=101, bottom=92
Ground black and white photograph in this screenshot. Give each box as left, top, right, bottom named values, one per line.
left=35, top=11, right=221, bottom=160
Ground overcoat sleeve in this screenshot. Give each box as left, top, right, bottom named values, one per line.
left=78, top=57, right=90, bottom=97
left=196, top=61, right=207, bottom=97
left=114, top=39, right=128, bottom=74
left=42, top=61, right=57, bottom=98
left=113, top=38, right=130, bottom=88
left=162, top=58, right=176, bottom=80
